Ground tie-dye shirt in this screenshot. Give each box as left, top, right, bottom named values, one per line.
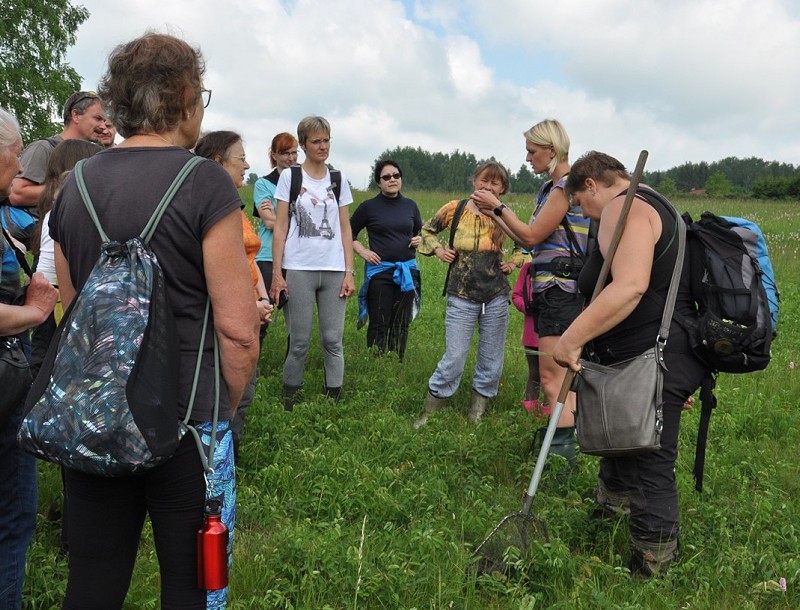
left=419, top=200, right=510, bottom=303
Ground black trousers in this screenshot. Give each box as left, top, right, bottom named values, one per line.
left=365, top=269, right=419, bottom=361
left=598, top=346, right=707, bottom=544
left=62, top=434, right=206, bottom=609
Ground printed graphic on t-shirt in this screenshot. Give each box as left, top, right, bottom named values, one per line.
left=291, top=185, right=337, bottom=240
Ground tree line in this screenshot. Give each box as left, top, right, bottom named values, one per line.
left=368, top=148, right=800, bottom=198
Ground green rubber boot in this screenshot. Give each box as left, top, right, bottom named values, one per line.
left=536, top=425, right=577, bottom=476
left=413, top=390, right=446, bottom=429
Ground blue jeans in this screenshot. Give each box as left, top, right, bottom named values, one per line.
left=0, top=398, right=38, bottom=609
left=428, top=294, right=509, bottom=399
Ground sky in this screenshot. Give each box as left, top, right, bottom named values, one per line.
left=64, top=0, right=800, bottom=189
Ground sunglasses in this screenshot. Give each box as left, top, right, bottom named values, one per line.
left=67, top=91, right=99, bottom=114
left=380, top=172, right=401, bottom=181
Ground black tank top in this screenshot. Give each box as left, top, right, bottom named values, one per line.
left=577, top=188, right=695, bottom=363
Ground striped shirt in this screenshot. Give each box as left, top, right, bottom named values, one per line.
left=530, top=175, right=590, bottom=294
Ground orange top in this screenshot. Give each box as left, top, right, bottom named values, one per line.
left=241, top=211, right=261, bottom=297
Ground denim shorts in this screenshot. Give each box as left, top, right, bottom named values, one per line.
left=532, top=285, right=584, bottom=337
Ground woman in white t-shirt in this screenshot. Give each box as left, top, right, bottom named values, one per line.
left=269, top=116, right=355, bottom=410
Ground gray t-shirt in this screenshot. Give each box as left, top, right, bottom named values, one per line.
left=50, top=146, right=242, bottom=421
left=19, top=135, right=63, bottom=184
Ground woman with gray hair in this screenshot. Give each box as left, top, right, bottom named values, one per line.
left=48, top=34, right=258, bottom=608
left=0, top=107, right=58, bottom=609
left=473, top=119, right=590, bottom=473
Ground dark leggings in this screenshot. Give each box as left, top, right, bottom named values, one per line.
left=598, top=347, right=706, bottom=543
left=366, top=269, right=418, bottom=361
left=62, top=434, right=206, bottom=610
left=524, top=352, right=541, bottom=402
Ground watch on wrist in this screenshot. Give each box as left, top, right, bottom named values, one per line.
left=493, top=204, right=507, bottom=217
left=346, top=268, right=356, bottom=276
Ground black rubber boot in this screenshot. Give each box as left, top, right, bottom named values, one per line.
left=283, top=384, right=302, bottom=412
left=323, top=386, right=342, bottom=403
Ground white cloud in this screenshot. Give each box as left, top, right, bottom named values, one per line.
left=61, top=0, right=800, bottom=188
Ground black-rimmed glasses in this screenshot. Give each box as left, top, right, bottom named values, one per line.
left=201, top=89, right=212, bottom=108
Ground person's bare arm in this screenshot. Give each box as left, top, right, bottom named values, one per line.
left=256, top=200, right=276, bottom=230
left=9, top=177, right=44, bottom=208
left=338, top=206, right=355, bottom=297
left=54, top=243, right=77, bottom=311
left=472, top=187, right=569, bottom=249
left=0, top=272, right=57, bottom=335
left=552, top=198, right=659, bottom=370
left=269, top=200, right=289, bottom=302
left=202, top=210, right=260, bottom=411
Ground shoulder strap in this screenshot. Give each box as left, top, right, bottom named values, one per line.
left=1, top=227, right=33, bottom=278
left=289, top=165, right=303, bottom=206
left=442, top=199, right=469, bottom=296
left=253, top=169, right=281, bottom=217
left=73, top=156, right=204, bottom=244
left=264, top=168, right=280, bottom=186
left=329, top=168, right=342, bottom=204
left=183, top=298, right=220, bottom=476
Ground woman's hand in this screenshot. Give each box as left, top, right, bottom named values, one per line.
left=552, top=332, right=583, bottom=373
left=256, top=298, right=273, bottom=324
left=257, top=199, right=276, bottom=229
left=269, top=274, right=288, bottom=304
left=25, top=272, right=59, bottom=323
left=434, top=246, right=457, bottom=263
left=356, top=245, right=381, bottom=265
left=340, top=272, right=356, bottom=298
left=471, top=189, right=502, bottom=216
left=409, top=235, right=421, bottom=249
left=500, top=261, right=517, bottom=275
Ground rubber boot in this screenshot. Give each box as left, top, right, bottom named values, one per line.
left=323, top=386, right=342, bottom=403
left=468, top=389, right=489, bottom=423
left=628, top=537, right=678, bottom=578
left=413, top=390, right=446, bottom=429
left=592, top=478, right=631, bottom=519
left=522, top=399, right=536, bottom=414
left=535, top=425, right=577, bottom=476
left=283, top=384, right=302, bottom=412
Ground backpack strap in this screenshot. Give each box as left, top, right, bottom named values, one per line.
left=328, top=168, right=342, bottom=203
left=2, top=226, right=33, bottom=278
left=253, top=169, right=281, bottom=217
left=288, top=165, right=303, bottom=220
left=184, top=298, right=220, bottom=477
left=693, top=372, right=717, bottom=492
left=442, top=198, right=469, bottom=297
left=73, top=156, right=205, bottom=244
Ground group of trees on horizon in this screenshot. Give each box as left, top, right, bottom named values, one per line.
left=360, top=146, right=800, bottom=199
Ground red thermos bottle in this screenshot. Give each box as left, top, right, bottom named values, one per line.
left=197, top=499, right=229, bottom=590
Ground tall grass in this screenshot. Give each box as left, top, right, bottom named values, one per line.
left=23, top=192, right=799, bottom=609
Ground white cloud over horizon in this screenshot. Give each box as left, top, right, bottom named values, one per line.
left=63, top=0, right=800, bottom=188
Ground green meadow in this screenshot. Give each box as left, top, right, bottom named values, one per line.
left=24, top=190, right=799, bottom=609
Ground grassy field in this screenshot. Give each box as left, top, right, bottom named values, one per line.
left=24, top=190, right=799, bottom=609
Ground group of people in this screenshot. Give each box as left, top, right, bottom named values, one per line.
left=0, top=29, right=709, bottom=609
